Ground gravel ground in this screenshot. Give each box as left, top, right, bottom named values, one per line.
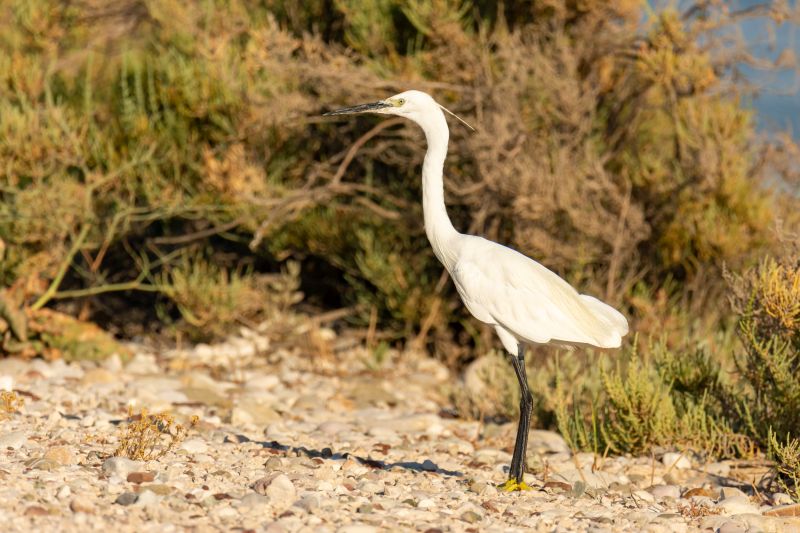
left=1, top=329, right=799, bottom=532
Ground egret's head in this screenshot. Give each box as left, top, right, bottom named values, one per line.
left=324, top=90, right=434, bottom=119
left=324, top=90, right=474, bottom=130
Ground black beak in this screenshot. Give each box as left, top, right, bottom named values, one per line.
left=323, top=101, right=391, bottom=116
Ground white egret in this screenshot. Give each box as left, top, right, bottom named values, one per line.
left=324, top=90, right=629, bottom=491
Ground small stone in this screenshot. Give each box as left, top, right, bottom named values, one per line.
left=633, top=490, right=655, bottom=503
left=265, top=474, right=297, bottom=507
left=527, top=430, right=570, bottom=454
left=231, top=399, right=281, bottom=425
left=294, top=494, right=321, bottom=512
left=44, top=445, right=76, bottom=466
left=0, top=431, right=28, bottom=450
left=648, top=484, right=681, bottom=501
left=127, top=471, right=156, bottom=484
left=137, top=483, right=171, bottom=496
left=102, top=457, right=143, bottom=477
left=357, top=503, right=373, bottom=514
left=770, top=493, right=794, bottom=506
left=25, top=457, right=61, bottom=471
left=460, top=510, right=482, bottom=524
left=135, top=490, right=161, bottom=506
left=718, top=487, right=749, bottom=500
left=417, top=498, right=435, bottom=509
left=716, top=520, right=747, bottom=533
left=81, top=368, right=116, bottom=384
left=716, top=495, right=759, bottom=515
left=180, top=438, right=208, bottom=454
left=24, top=506, right=49, bottom=516
left=115, top=492, right=139, bottom=505
left=543, top=481, right=572, bottom=492
left=70, top=498, right=94, bottom=513
left=56, top=485, right=71, bottom=500
left=265, top=457, right=284, bottom=470
left=764, top=503, right=800, bottom=517
left=682, top=487, right=714, bottom=498
left=240, top=492, right=270, bottom=507
left=662, top=452, right=691, bottom=470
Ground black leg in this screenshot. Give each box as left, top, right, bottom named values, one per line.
left=507, top=346, right=533, bottom=485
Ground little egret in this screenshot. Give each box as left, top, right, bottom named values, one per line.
left=325, top=90, right=629, bottom=491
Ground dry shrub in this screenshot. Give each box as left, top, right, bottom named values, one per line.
left=0, top=390, right=24, bottom=420
left=114, top=408, right=199, bottom=461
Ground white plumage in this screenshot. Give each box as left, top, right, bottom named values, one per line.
left=325, top=89, right=629, bottom=490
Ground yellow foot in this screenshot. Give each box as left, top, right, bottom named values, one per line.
left=499, top=478, right=533, bottom=492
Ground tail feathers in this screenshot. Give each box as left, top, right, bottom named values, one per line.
left=579, top=294, right=629, bottom=347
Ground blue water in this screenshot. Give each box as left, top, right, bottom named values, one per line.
left=656, top=1, right=799, bottom=139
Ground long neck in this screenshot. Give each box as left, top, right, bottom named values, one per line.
left=419, top=109, right=459, bottom=271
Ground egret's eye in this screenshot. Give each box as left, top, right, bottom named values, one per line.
left=393, top=98, right=406, bottom=107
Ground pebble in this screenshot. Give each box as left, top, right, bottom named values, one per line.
left=127, top=471, right=156, bottom=483
left=662, top=452, right=691, bottom=470
left=44, top=445, right=76, bottom=466
left=135, top=490, right=162, bottom=506
left=0, top=430, right=28, bottom=449
left=647, top=484, right=681, bottom=501
left=2, top=340, right=795, bottom=532
left=264, top=474, right=296, bottom=508
left=102, top=457, right=143, bottom=477
left=716, top=495, right=760, bottom=515
left=70, top=498, right=94, bottom=513
left=179, top=438, right=208, bottom=454
left=114, top=492, right=139, bottom=506
left=528, top=429, right=570, bottom=454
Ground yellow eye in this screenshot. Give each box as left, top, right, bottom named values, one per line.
left=393, top=98, right=405, bottom=107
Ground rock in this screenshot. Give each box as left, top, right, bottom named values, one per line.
left=662, top=452, right=691, bottom=470
left=417, top=498, right=436, bottom=509
left=460, top=510, right=482, bottom=524
left=102, top=457, right=143, bottom=477
left=294, top=494, right=321, bottom=512
left=70, top=498, right=94, bottom=513
left=240, top=492, right=270, bottom=508
left=114, top=492, right=139, bottom=506
left=25, top=457, right=61, bottom=471
left=135, top=490, right=162, bottom=506
left=683, top=487, right=715, bottom=498
left=648, top=484, right=681, bottom=501
left=716, top=495, right=760, bottom=515
left=24, top=506, right=49, bottom=516
left=181, top=386, right=231, bottom=408
left=718, top=487, right=749, bottom=500
left=253, top=473, right=295, bottom=508
left=550, top=465, right=617, bottom=489
left=231, top=399, right=281, bottom=425
left=764, top=503, right=800, bottom=517
left=127, top=471, right=156, bottom=484
left=180, top=438, right=208, bottom=454
left=527, top=430, right=570, bottom=454
left=81, top=368, right=117, bottom=385
left=140, top=483, right=173, bottom=495
left=0, top=430, right=28, bottom=450
left=715, top=519, right=747, bottom=533
left=44, top=445, right=76, bottom=466
left=633, top=490, right=655, bottom=503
